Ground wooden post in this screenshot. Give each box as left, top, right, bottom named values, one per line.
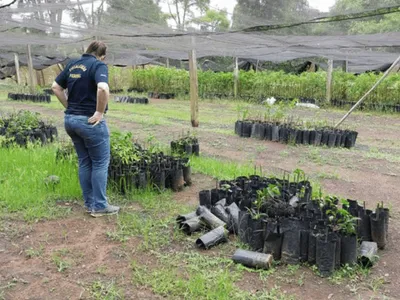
left=166, top=58, right=170, bottom=68
left=41, top=70, right=46, bottom=86
left=255, top=59, right=259, bottom=73
left=27, top=45, right=37, bottom=93
left=189, top=39, right=199, bottom=128
left=326, top=59, right=333, bottom=103
left=234, top=57, right=239, bottom=98
left=14, top=53, right=21, bottom=85
left=342, top=60, right=348, bottom=72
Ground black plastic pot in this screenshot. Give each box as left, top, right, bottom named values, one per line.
left=152, top=170, right=165, bottom=191
left=192, top=143, right=200, bottom=156
left=334, top=233, right=341, bottom=269
left=263, top=221, right=282, bottom=260
left=211, top=204, right=230, bottom=225
left=370, top=212, right=386, bottom=249
left=316, top=233, right=336, bottom=277
left=226, top=202, right=240, bottom=234
left=180, top=216, right=203, bottom=235
left=238, top=210, right=251, bottom=244
left=197, top=206, right=226, bottom=229
left=235, top=121, right=242, bottom=136
left=308, top=232, right=317, bottom=265
left=358, top=207, right=372, bottom=242
left=271, top=125, right=279, bottom=142
left=248, top=217, right=265, bottom=252
left=265, top=124, right=272, bottom=141
left=321, top=131, right=329, bottom=146
left=241, top=122, right=252, bottom=138
left=183, top=165, right=192, bottom=186
left=327, top=132, right=337, bottom=148
left=340, top=234, right=357, bottom=266
left=171, top=168, right=184, bottom=192
left=314, top=131, right=322, bottom=146
left=184, top=144, right=193, bottom=155
left=232, top=249, right=273, bottom=270
left=302, top=130, right=310, bottom=145
left=281, top=218, right=302, bottom=265
left=176, top=211, right=197, bottom=224
left=358, top=241, right=378, bottom=267
left=199, top=190, right=212, bottom=208
left=196, top=226, right=228, bottom=249
left=300, top=230, right=309, bottom=262
left=211, top=188, right=220, bottom=206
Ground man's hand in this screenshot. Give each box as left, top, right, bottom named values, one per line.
left=88, top=111, right=104, bottom=126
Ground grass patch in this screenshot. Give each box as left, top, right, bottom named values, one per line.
left=90, top=280, right=123, bottom=300
left=190, top=155, right=258, bottom=180
left=0, top=144, right=81, bottom=221
left=131, top=251, right=295, bottom=299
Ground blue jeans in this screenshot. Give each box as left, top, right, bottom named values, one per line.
left=64, top=114, right=110, bottom=211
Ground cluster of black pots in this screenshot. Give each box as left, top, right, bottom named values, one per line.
left=235, top=120, right=358, bottom=148
left=115, top=96, right=149, bottom=104
left=110, top=89, right=124, bottom=94
left=148, top=92, right=175, bottom=99
left=43, top=89, right=54, bottom=95
left=331, top=99, right=400, bottom=113
left=0, top=124, right=57, bottom=147
left=177, top=174, right=389, bottom=277
left=8, top=93, right=51, bottom=103
left=171, top=138, right=200, bottom=156
left=127, top=87, right=145, bottom=93
left=108, top=152, right=191, bottom=194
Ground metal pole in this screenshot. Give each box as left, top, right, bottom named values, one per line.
left=334, top=54, right=400, bottom=128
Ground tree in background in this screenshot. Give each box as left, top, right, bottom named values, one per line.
left=166, top=0, right=210, bottom=30
left=232, top=0, right=312, bottom=30
left=331, top=0, right=400, bottom=34
left=105, top=0, right=167, bottom=26
left=193, top=9, right=230, bottom=32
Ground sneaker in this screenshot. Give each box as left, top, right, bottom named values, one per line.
left=90, top=205, right=120, bottom=218
left=85, top=207, right=92, bottom=214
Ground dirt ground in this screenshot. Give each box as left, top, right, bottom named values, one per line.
left=1, top=99, right=399, bottom=299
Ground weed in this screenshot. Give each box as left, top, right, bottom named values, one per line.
left=51, top=249, right=71, bottom=272
left=96, top=265, right=108, bottom=275
left=329, top=264, right=370, bottom=285
left=366, top=276, right=386, bottom=293
left=25, top=245, right=44, bottom=258
left=90, top=280, right=123, bottom=300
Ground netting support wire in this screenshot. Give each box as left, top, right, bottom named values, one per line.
left=189, top=36, right=199, bottom=128
left=234, top=57, right=239, bottom=99
left=26, top=44, right=37, bottom=93
left=14, top=53, right=21, bottom=85
left=334, top=54, right=400, bottom=129
left=326, top=59, right=333, bottom=103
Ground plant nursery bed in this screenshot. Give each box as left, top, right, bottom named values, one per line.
left=115, top=95, right=149, bottom=104
left=177, top=171, right=389, bottom=277
left=235, top=120, right=358, bottom=148
left=0, top=110, right=58, bottom=146
left=7, top=93, right=51, bottom=103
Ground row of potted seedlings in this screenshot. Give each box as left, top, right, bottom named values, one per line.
left=107, top=132, right=192, bottom=193
left=7, top=93, right=51, bottom=103
left=148, top=92, right=175, bottom=99
left=177, top=172, right=388, bottom=276
left=235, top=120, right=358, bottom=148
left=171, top=136, right=200, bottom=156
left=331, top=99, right=400, bottom=113
left=0, top=110, right=57, bottom=147
left=115, top=96, right=149, bottom=104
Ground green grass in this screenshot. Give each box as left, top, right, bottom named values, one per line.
left=0, top=144, right=81, bottom=221
left=90, top=280, right=123, bottom=300
left=131, top=251, right=295, bottom=300
left=190, top=155, right=261, bottom=180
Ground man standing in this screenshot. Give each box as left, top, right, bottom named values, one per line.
left=52, top=41, right=120, bottom=217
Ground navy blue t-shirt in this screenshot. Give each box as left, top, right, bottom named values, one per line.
left=55, top=54, right=108, bottom=116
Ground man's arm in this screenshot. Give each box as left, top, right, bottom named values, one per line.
left=51, top=81, right=68, bottom=109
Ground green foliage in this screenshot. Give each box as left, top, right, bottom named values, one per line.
left=131, top=67, right=400, bottom=105
left=193, top=9, right=230, bottom=32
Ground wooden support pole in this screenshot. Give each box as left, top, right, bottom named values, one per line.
left=14, top=53, right=21, bottom=85
left=255, top=59, right=259, bottom=73
left=234, top=57, right=239, bottom=98
left=189, top=44, right=199, bottom=128
left=41, top=70, right=46, bottom=86
left=166, top=58, right=170, bottom=68
left=27, top=45, right=37, bottom=93
left=334, top=54, right=400, bottom=129
left=342, top=60, right=348, bottom=72
left=326, top=59, right=333, bottom=104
